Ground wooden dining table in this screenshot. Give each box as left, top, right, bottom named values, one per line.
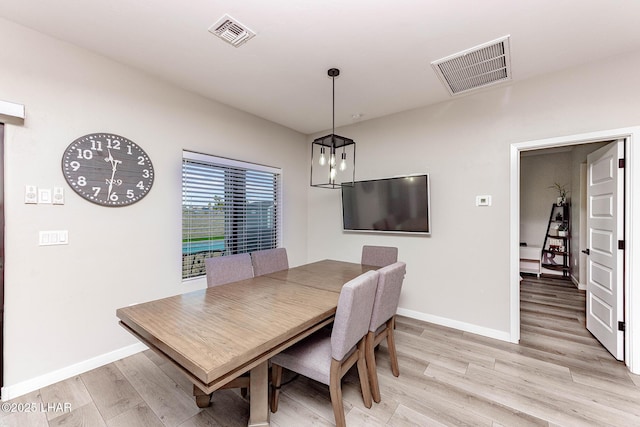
left=116, top=259, right=376, bottom=427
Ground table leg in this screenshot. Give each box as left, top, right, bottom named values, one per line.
left=248, top=361, right=270, bottom=427
left=193, top=384, right=212, bottom=408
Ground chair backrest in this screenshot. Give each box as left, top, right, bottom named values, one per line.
left=205, top=253, right=254, bottom=287
left=331, top=270, right=379, bottom=361
left=369, top=262, right=406, bottom=332
left=361, top=245, right=398, bottom=267
left=251, top=248, right=289, bottom=276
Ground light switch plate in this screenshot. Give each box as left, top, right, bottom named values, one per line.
left=25, top=185, right=38, bottom=204
left=38, top=188, right=52, bottom=204
left=39, top=230, right=68, bottom=246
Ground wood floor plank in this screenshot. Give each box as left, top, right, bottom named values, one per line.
left=466, top=362, right=640, bottom=426
left=115, top=352, right=200, bottom=426
left=0, top=390, right=49, bottom=427
left=279, top=375, right=348, bottom=424
left=195, top=390, right=250, bottom=427
left=38, top=376, right=92, bottom=422
left=387, top=404, right=448, bottom=427
left=80, top=363, right=144, bottom=422
left=47, top=402, right=106, bottom=427
left=495, top=359, right=640, bottom=416
left=344, top=406, right=386, bottom=427
left=0, top=411, right=49, bottom=427
left=402, top=330, right=497, bottom=370
left=105, top=402, right=164, bottom=427
left=270, top=392, right=334, bottom=427
left=375, top=356, right=548, bottom=427
left=377, top=372, right=495, bottom=427
left=425, top=363, right=597, bottom=426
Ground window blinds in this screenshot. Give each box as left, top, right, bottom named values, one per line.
left=182, top=151, right=281, bottom=280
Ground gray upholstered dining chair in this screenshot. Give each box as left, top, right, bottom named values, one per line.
left=361, top=245, right=398, bottom=267
left=251, top=248, right=289, bottom=276
left=270, top=270, right=379, bottom=427
left=204, top=253, right=254, bottom=287
left=203, top=253, right=254, bottom=398
left=365, top=261, right=406, bottom=403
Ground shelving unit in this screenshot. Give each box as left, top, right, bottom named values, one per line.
left=520, top=246, right=542, bottom=277
left=541, top=203, right=570, bottom=277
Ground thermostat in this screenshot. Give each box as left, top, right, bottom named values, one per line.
left=476, top=195, right=492, bottom=206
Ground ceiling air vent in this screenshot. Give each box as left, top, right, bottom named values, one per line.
left=431, top=36, right=512, bottom=96
left=208, top=14, right=256, bottom=47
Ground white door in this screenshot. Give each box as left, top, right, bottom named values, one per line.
left=586, top=139, right=625, bottom=360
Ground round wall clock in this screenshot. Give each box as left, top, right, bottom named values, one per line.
left=61, top=133, right=154, bottom=207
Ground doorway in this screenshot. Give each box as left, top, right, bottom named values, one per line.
left=509, top=126, right=640, bottom=374
left=0, top=123, right=4, bottom=393
left=519, top=141, right=622, bottom=355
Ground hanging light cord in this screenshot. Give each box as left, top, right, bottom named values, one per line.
left=332, top=73, right=336, bottom=136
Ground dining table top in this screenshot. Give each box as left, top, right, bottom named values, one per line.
left=116, top=259, right=377, bottom=392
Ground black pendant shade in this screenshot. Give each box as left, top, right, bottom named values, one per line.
left=310, top=68, right=356, bottom=189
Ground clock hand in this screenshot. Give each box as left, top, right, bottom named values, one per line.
left=105, top=149, right=122, bottom=171
left=105, top=149, right=122, bottom=199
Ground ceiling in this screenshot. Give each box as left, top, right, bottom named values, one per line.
left=2, top=0, right=640, bottom=135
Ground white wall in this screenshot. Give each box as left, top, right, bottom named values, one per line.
left=0, top=19, right=307, bottom=396
left=307, top=48, right=640, bottom=339
left=520, top=151, right=572, bottom=249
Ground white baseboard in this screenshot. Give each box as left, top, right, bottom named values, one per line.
left=396, top=308, right=512, bottom=343
left=1, top=342, right=147, bottom=401
left=570, top=273, right=587, bottom=290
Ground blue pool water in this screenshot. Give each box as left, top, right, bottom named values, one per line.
left=183, top=240, right=225, bottom=254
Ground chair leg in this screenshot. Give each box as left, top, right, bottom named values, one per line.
left=356, top=339, right=373, bottom=408
left=329, top=359, right=346, bottom=427
left=365, top=331, right=381, bottom=403
left=386, top=317, right=400, bottom=377
left=270, top=364, right=283, bottom=413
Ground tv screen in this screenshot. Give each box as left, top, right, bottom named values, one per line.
left=341, top=175, right=431, bottom=234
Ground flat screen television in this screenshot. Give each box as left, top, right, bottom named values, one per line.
left=341, top=174, right=431, bottom=235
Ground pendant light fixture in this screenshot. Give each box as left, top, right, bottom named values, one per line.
left=310, top=68, right=356, bottom=189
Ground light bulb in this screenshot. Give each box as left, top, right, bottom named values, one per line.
left=330, top=167, right=337, bottom=180
left=330, top=153, right=336, bottom=167
left=318, top=147, right=326, bottom=166
left=339, top=152, right=347, bottom=171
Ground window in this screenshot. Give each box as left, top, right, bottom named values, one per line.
left=182, top=151, right=281, bottom=280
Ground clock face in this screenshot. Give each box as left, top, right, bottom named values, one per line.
left=62, top=133, right=154, bottom=207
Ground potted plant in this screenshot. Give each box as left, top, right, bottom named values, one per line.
left=549, top=182, right=569, bottom=206
left=558, top=223, right=569, bottom=237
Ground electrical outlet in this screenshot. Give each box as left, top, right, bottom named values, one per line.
left=53, top=187, right=65, bottom=205
left=25, top=185, right=38, bottom=204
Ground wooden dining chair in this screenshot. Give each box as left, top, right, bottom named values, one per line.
left=270, top=270, right=379, bottom=427
left=204, top=253, right=254, bottom=287
left=202, top=253, right=254, bottom=400
left=361, top=245, right=398, bottom=267
left=365, top=261, right=406, bottom=403
left=251, top=248, right=289, bottom=276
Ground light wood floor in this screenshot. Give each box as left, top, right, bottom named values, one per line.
left=3, top=275, right=640, bottom=426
